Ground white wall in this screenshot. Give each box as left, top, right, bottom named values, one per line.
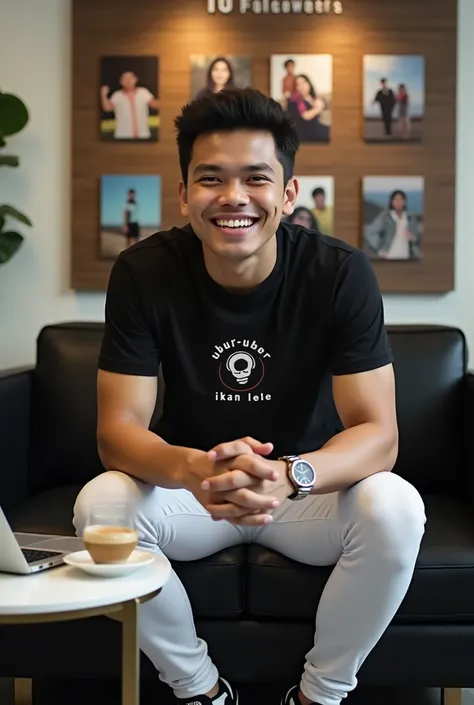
left=0, top=0, right=473, bottom=368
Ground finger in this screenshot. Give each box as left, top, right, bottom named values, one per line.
left=227, top=514, right=274, bottom=527
left=206, top=502, right=248, bottom=520
left=224, top=488, right=280, bottom=511
left=229, top=455, right=279, bottom=482
left=207, top=490, right=279, bottom=517
left=201, top=470, right=262, bottom=492
left=209, top=440, right=253, bottom=461
left=240, top=437, right=274, bottom=456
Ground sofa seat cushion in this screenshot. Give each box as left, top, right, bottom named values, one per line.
left=247, top=494, right=474, bottom=622
left=7, top=485, right=246, bottom=618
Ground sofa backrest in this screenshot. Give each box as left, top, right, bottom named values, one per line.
left=29, top=322, right=468, bottom=496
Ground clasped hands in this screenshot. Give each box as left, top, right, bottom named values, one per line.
left=188, top=437, right=293, bottom=526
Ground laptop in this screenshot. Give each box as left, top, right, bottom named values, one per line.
left=0, top=505, right=80, bottom=575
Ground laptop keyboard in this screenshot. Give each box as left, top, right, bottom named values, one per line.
left=22, top=548, right=60, bottom=564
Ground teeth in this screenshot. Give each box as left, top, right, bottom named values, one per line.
left=215, top=218, right=256, bottom=229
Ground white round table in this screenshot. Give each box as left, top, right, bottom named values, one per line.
left=0, top=555, right=171, bottom=705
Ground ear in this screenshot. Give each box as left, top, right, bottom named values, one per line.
left=282, top=177, right=299, bottom=217
left=178, top=181, right=189, bottom=217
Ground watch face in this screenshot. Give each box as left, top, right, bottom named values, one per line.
left=292, top=460, right=315, bottom=486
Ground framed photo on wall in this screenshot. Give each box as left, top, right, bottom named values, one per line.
left=363, top=55, right=425, bottom=142
left=100, top=174, right=162, bottom=259
left=190, top=55, right=252, bottom=99
left=362, top=176, right=424, bottom=261
left=286, top=176, right=335, bottom=235
left=100, top=55, right=160, bottom=141
left=270, top=54, right=333, bottom=143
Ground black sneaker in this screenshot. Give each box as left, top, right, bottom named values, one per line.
left=280, top=685, right=320, bottom=705
left=177, top=677, right=239, bottom=705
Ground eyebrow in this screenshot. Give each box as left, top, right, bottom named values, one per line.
left=193, top=162, right=276, bottom=176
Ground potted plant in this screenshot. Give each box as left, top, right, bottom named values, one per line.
left=0, top=90, right=32, bottom=264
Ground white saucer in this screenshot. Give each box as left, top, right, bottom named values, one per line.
left=63, top=549, right=155, bottom=578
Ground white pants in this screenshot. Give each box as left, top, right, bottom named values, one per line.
left=73, top=470, right=426, bottom=705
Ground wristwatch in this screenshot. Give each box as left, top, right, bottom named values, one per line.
left=279, top=455, right=316, bottom=501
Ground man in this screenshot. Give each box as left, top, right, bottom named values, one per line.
left=282, top=58, right=296, bottom=101
left=311, top=186, right=333, bottom=235
left=100, top=70, right=159, bottom=140
left=122, top=188, right=140, bottom=248
left=372, top=78, right=396, bottom=137
left=73, top=88, right=426, bottom=705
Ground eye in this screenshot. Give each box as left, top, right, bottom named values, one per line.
left=198, top=176, right=220, bottom=183
left=248, top=175, right=269, bottom=182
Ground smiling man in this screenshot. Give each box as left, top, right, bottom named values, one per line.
left=73, top=88, right=426, bottom=705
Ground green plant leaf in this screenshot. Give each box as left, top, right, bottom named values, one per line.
left=0, top=154, right=19, bottom=167
left=0, top=215, right=4, bottom=231
left=0, top=205, right=32, bottom=226
left=0, top=231, right=23, bottom=264
left=0, top=93, right=29, bottom=138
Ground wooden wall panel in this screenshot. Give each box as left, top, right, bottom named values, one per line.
left=72, top=0, right=457, bottom=292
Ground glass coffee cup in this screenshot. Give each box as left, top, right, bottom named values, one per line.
left=82, top=503, right=138, bottom=564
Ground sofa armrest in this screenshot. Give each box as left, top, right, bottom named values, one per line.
left=0, top=366, right=33, bottom=512
left=465, top=372, right=474, bottom=504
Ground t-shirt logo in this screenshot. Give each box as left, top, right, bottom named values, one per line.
left=211, top=338, right=272, bottom=403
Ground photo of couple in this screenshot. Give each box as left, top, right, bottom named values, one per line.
left=270, top=54, right=332, bottom=143
left=363, top=55, right=425, bottom=142
left=283, top=176, right=335, bottom=236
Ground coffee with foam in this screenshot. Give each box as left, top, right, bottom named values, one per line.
left=83, top=525, right=138, bottom=564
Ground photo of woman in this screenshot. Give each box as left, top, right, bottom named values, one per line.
left=363, top=177, right=424, bottom=261
left=270, top=54, right=332, bottom=143
left=190, top=55, right=252, bottom=100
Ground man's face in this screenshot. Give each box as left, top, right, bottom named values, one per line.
left=286, top=62, right=295, bottom=74
left=179, top=129, right=298, bottom=261
left=314, top=193, right=325, bottom=209
left=120, top=72, right=137, bottom=90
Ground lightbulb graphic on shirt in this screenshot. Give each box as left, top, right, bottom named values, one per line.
left=226, top=351, right=256, bottom=385
left=211, top=337, right=271, bottom=400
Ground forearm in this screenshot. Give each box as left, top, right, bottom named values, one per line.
left=302, top=422, right=398, bottom=494
left=98, top=422, right=194, bottom=489
left=101, top=98, right=113, bottom=112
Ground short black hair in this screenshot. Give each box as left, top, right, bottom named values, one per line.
left=175, top=87, right=300, bottom=186
left=284, top=59, right=295, bottom=68
left=389, top=189, right=407, bottom=209
left=311, top=187, right=325, bottom=198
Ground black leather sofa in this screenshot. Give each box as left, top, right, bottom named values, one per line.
left=1, top=322, right=474, bottom=700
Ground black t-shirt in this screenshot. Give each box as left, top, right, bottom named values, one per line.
left=99, top=222, right=393, bottom=458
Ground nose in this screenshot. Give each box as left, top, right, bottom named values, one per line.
left=218, top=180, right=250, bottom=207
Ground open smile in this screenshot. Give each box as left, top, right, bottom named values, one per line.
left=210, top=216, right=261, bottom=237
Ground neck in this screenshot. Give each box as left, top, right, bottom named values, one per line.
left=202, top=236, right=277, bottom=292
